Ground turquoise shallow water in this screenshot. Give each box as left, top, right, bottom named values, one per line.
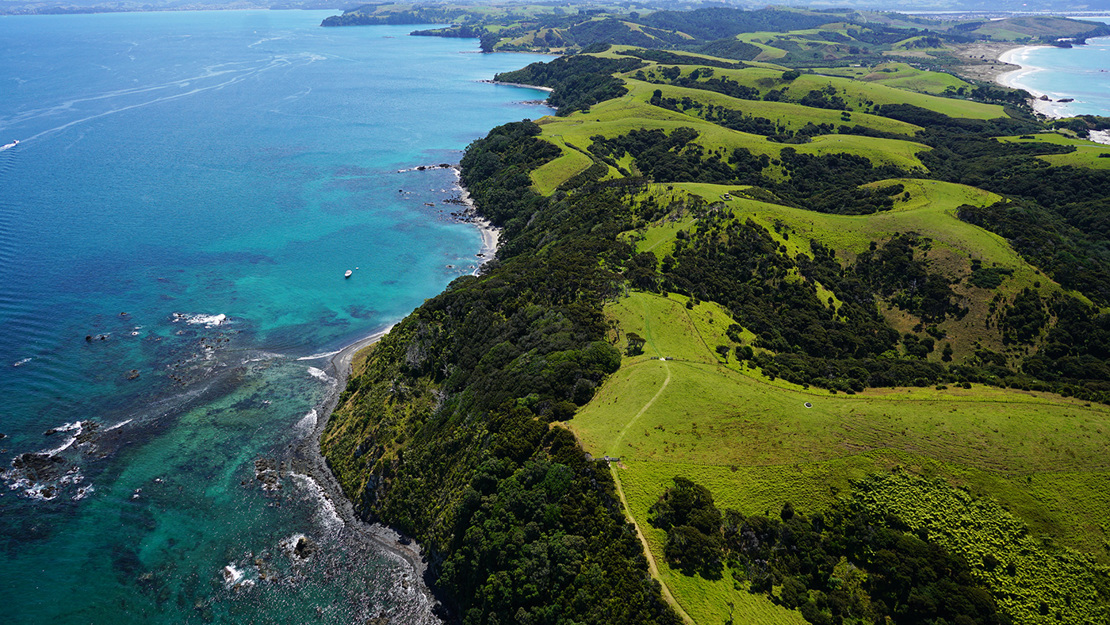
left=0, top=11, right=551, bottom=623
left=1000, top=26, right=1110, bottom=117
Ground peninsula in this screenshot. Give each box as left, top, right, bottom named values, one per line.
left=320, top=6, right=1110, bottom=624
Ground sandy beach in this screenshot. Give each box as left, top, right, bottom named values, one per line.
left=446, top=165, right=501, bottom=273
left=994, top=44, right=1075, bottom=118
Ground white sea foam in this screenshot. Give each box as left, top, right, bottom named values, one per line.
left=306, top=367, right=333, bottom=383
left=188, top=313, right=227, bottom=327
left=295, top=409, right=318, bottom=433
left=44, top=421, right=83, bottom=455
left=104, top=419, right=133, bottom=431
left=221, top=563, right=245, bottom=587
left=296, top=349, right=341, bottom=361
left=59, top=467, right=83, bottom=486
left=243, top=351, right=284, bottom=364
left=25, top=483, right=59, bottom=501
left=290, top=472, right=343, bottom=533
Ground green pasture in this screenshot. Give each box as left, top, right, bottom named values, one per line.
left=622, top=79, right=923, bottom=137
left=812, top=61, right=971, bottom=95
left=643, top=179, right=1067, bottom=356
left=532, top=97, right=931, bottom=191
left=574, top=289, right=1110, bottom=623
left=530, top=140, right=594, bottom=195
left=615, top=465, right=808, bottom=625
left=998, top=132, right=1110, bottom=169
left=664, top=65, right=1005, bottom=119
left=575, top=291, right=1110, bottom=474
left=616, top=455, right=1110, bottom=623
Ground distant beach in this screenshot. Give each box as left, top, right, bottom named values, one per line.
left=993, top=24, right=1110, bottom=124
left=996, top=45, right=1071, bottom=118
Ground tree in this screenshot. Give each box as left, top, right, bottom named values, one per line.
left=626, top=332, right=646, bottom=356
left=716, top=345, right=730, bottom=361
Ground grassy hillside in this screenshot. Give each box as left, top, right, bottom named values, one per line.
left=638, top=64, right=1005, bottom=119
left=322, top=37, right=1110, bottom=625
left=567, top=289, right=1110, bottom=623
left=529, top=96, right=931, bottom=193
left=812, top=61, right=971, bottom=95
left=998, top=132, right=1110, bottom=169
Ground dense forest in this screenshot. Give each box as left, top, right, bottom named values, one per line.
left=649, top=476, right=1013, bottom=625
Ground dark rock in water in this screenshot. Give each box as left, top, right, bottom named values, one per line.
left=74, top=421, right=100, bottom=445
left=126, top=369, right=140, bottom=380
left=13, top=452, right=64, bottom=473
left=293, top=536, right=316, bottom=560
left=254, top=458, right=282, bottom=492
left=0, top=433, right=6, bottom=440
left=86, top=335, right=93, bottom=342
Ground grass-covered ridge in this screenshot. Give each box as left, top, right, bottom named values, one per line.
left=323, top=36, right=1110, bottom=625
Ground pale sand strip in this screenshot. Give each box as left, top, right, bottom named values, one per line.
left=994, top=44, right=1073, bottom=118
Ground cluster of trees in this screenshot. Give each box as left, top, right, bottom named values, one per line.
left=649, top=477, right=1011, bottom=625
left=321, top=6, right=468, bottom=27
left=617, top=49, right=746, bottom=69
left=564, top=55, right=1110, bottom=402
left=587, top=125, right=904, bottom=206
left=656, top=209, right=903, bottom=361
left=647, top=70, right=763, bottom=101
left=494, top=55, right=645, bottom=116
left=855, top=233, right=966, bottom=323
left=637, top=7, right=834, bottom=41
left=588, top=127, right=744, bottom=184
left=649, top=94, right=789, bottom=138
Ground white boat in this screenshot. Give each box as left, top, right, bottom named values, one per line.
left=344, top=270, right=352, bottom=279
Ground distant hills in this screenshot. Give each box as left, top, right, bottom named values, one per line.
left=4, top=0, right=1110, bottom=18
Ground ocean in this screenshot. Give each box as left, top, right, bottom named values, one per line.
left=0, top=11, right=552, bottom=624
left=998, top=24, right=1110, bottom=118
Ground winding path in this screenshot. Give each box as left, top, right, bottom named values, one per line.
left=606, top=357, right=695, bottom=624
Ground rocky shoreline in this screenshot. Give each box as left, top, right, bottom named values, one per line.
left=286, top=166, right=503, bottom=623
left=290, top=325, right=446, bottom=623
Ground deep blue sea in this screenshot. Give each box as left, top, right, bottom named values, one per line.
left=0, top=11, right=552, bottom=624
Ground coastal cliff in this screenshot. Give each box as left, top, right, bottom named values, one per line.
left=320, top=120, right=681, bottom=624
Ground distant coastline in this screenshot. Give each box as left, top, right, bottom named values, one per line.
left=994, top=37, right=1110, bottom=144
left=996, top=44, right=1069, bottom=118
